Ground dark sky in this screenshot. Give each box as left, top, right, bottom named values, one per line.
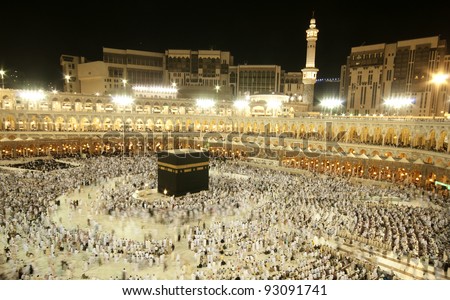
left=2, top=1, right=450, bottom=89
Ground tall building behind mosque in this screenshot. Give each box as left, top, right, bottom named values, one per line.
left=340, top=36, right=450, bottom=117
left=58, top=17, right=320, bottom=115
left=301, top=16, right=319, bottom=111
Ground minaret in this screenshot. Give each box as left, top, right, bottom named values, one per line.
left=301, top=16, right=319, bottom=110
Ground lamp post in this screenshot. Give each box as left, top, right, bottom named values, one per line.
left=112, top=95, right=134, bottom=158
left=0, top=69, right=5, bottom=89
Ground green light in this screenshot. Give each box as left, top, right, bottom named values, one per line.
left=435, top=181, right=450, bottom=190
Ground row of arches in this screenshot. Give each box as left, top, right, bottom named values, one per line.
left=1, top=96, right=220, bottom=114
left=2, top=96, right=293, bottom=117
left=1, top=130, right=449, bottom=167
left=1, top=114, right=448, bottom=151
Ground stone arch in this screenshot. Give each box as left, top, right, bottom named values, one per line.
left=1, top=95, right=11, bottom=110
left=173, top=119, right=182, bottom=132
left=41, top=115, right=53, bottom=131
left=79, top=117, right=90, bottom=131
left=398, top=127, right=411, bottom=147
left=384, top=151, right=393, bottom=158
left=113, top=118, right=123, bottom=131
left=217, top=120, right=225, bottom=132
left=16, top=116, right=27, bottom=130
left=290, top=124, right=297, bottom=135
left=170, top=103, right=178, bottom=114
left=152, top=103, right=161, bottom=113
left=27, top=115, right=39, bottom=130
left=135, top=118, right=145, bottom=131
left=146, top=119, right=154, bottom=131
left=243, top=121, right=251, bottom=133
left=424, top=156, right=434, bottom=164
left=143, top=102, right=151, bottom=113
left=201, top=119, right=210, bottom=132
left=281, top=123, right=289, bottom=134
left=371, top=150, right=380, bottom=156
left=427, top=129, right=436, bottom=150
left=413, top=131, right=426, bottom=149
left=39, top=98, right=50, bottom=111
left=125, top=117, right=134, bottom=131
left=91, top=117, right=101, bottom=131
left=105, top=103, right=114, bottom=112
left=103, top=118, right=113, bottom=130
left=67, top=117, right=78, bottom=131
left=186, top=105, right=195, bottom=115
left=84, top=99, right=93, bottom=111
left=178, top=103, right=186, bottom=115
left=373, top=127, right=383, bottom=144
left=360, top=127, right=370, bottom=143
left=51, top=97, right=61, bottom=111
left=398, top=152, right=407, bottom=159
left=185, top=119, right=193, bottom=131
left=384, top=127, right=396, bottom=145
left=165, top=119, right=174, bottom=131
left=162, top=102, right=169, bottom=114
left=135, top=104, right=144, bottom=113
left=96, top=99, right=104, bottom=112
left=74, top=98, right=82, bottom=111
left=155, top=119, right=164, bottom=131
left=3, top=114, right=16, bottom=130
left=436, top=130, right=447, bottom=151
left=347, top=126, right=359, bottom=143
left=317, top=124, right=325, bottom=138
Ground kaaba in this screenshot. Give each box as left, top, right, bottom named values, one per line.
left=157, top=149, right=209, bottom=196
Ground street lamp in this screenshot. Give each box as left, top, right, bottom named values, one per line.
left=320, top=98, right=343, bottom=115
left=20, top=90, right=45, bottom=129
left=214, top=85, right=221, bottom=110
left=431, top=73, right=449, bottom=116
left=196, top=98, right=215, bottom=115
left=122, top=79, right=128, bottom=91
left=112, top=94, right=134, bottom=158
left=233, top=99, right=249, bottom=116
left=64, top=75, right=71, bottom=92
left=266, top=98, right=282, bottom=117
left=384, top=97, right=414, bottom=116
left=0, top=69, right=5, bottom=89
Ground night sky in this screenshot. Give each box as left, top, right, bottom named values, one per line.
left=1, top=1, right=450, bottom=89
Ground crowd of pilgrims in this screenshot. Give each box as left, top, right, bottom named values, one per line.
left=0, top=155, right=448, bottom=280
left=8, top=158, right=75, bottom=172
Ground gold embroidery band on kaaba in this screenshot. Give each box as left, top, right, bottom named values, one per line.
left=157, top=161, right=209, bottom=170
